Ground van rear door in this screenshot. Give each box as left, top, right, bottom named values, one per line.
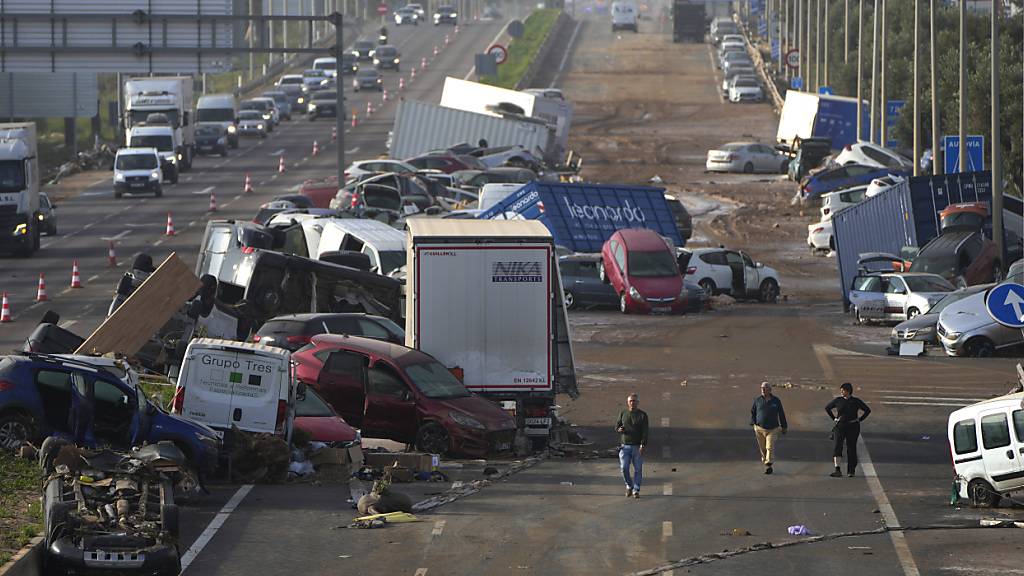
left=979, top=409, right=1024, bottom=491
left=181, top=348, right=234, bottom=431
left=226, top=349, right=288, bottom=433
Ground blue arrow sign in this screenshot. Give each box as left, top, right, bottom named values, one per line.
left=986, top=283, right=1024, bottom=328
left=818, top=86, right=833, bottom=95
left=791, top=76, right=803, bottom=90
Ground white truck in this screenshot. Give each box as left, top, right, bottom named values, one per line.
left=405, top=219, right=578, bottom=447
left=124, top=76, right=195, bottom=171
left=0, top=123, right=40, bottom=256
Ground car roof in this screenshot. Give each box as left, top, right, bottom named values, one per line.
left=560, top=253, right=601, bottom=263
left=117, top=146, right=159, bottom=155
left=950, top=391, right=1024, bottom=416
left=614, top=228, right=670, bottom=250
left=310, top=334, right=427, bottom=364
left=917, top=230, right=979, bottom=255
left=265, top=312, right=374, bottom=323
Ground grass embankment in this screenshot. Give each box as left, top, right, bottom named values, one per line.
left=0, top=452, right=42, bottom=566
left=481, top=9, right=561, bottom=89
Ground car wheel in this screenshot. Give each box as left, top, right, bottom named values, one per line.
left=966, top=337, right=996, bottom=358
left=598, top=262, right=609, bottom=284
left=564, top=290, right=576, bottom=310
left=619, top=294, right=630, bottom=314
left=415, top=422, right=450, bottom=455
left=743, top=162, right=754, bottom=174
left=854, top=306, right=871, bottom=325
left=0, top=412, right=35, bottom=449
left=698, top=278, right=716, bottom=296
left=114, top=190, right=123, bottom=199
left=759, top=279, right=779, bottom=303
left=907, top=307, right=920, bottom=319
left=967, top=478, right=1001, bottom=507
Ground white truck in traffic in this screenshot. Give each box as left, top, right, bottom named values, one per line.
left=405, top=219, right=579, bottom=448
left=124, top=76, right=195, bottom=171
left=0, top=123, right=40, bottom=256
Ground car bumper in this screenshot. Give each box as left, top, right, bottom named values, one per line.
left=626, top=297, right=686, bottom=314
left=47, top=538, right=180, bottom=574
left=115, top=181, right=160, bottom=193
left=705, top=159, right=743, bottom=172
left=937, top=333, right=966, bottom=356
left=446, top=425, right=516, bottom=458
left=239, top=127, right=265, bottom=135
left=435, top=16, right=457, bottom=23
left=196, top=143, right=226, bottom=155
left=807, top=229, right=832, bottom=250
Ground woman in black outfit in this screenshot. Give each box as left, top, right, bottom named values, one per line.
left=826, top=382, right=871, bottom=477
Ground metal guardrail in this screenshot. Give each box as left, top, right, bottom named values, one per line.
left=736, top=19, right=785, bottom=113
left=515, top=12, right=570, bottom=91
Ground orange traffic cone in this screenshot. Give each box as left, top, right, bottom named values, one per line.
left=444, top=34, right=450, bottom=46
left=382, top=89, right=388, bottom=103
left=278, top=156, right=286, bottom=173
left=366, top=101, right=373, bottom=117
left=0, top=292, right=11, bottom=323
left=244, top=173, right=254, bottom=194
left=312, top=140, right=320, bottom=156
left=107, top=241, right=117, bottom=267
left=411, top=67, right=416, bottom=81
left=421, top=56, right=428, bottom=69
left=36, top=273, right=48, bottom=302
left=331, top=126, right=338, bottom=143
left=351, top=111, right=358, bottom=128
left=208, top=191, right=218, bottom=212
left=165, top=212, right=176, bottom=236
left=70, top=260, right=82, bottom=289
left=399, top=77, right=405, bottom=91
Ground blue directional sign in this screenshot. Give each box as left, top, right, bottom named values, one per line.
left=885, top=100, right=906, bottom=149
left=818, top=86, right=833, bottom=95
left=771, top=39, right=780, bottom=60
left=986, top=283, right=1024, bottom=329
left=791, top=76, right=803, bottom=90
left=943, top=135, right=985, bottom=174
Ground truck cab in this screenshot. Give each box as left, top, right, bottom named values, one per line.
left=0, top=123, right=40, bottom=256
left=128, top=122, right=180, bottom=184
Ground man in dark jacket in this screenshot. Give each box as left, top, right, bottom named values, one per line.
left=751, top=381, right=788, bottom=474
left=616, top=393, right=649, bottom=499
left=826, top=382, right=872, bottom=477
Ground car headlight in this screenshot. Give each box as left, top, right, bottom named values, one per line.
left=376, top=78, right=382, bottom=83
left=177, top=152, right=183, bottom=161
left=13, top=222, right=27, bottom=236
left=450, top=411, right=485, bottom=430
left=369, top=50, right=376, bottom=57
left=297, top=97, right=305, bottom=104
left=308, top=103, right=317, bottom=110
left=227, top=125, right=237, bottom=133
left=394, top=58, right=400, bottom=64
left=452, top=12, right=457, bottom=17
left=434, top=14, right=441, bottom=19
left=150, top=171, right=160, bottom=180
left=629, top=286, right=645, bottom=302
left=946, top=330, right=962, bottom=340
left=164, top=154, right=176, bottom=165
left=351, top=50, right=360, bottom=57
left=373, top=58, right=380, bottom=64
left=114, top=172, right=126, bottom=182
left=37, top=213, right=44, bottom=221
left=263, top=113, right=272, bottom=119
left=257, top=123, right=264, bottom=130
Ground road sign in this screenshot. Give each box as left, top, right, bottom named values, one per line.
left=790, top=76, right=803, bottom=90
left=377, top=3, right=389, bottom=14
left=487, top=44, right=509, bottom=65
left=770, top=40, right=780, bottom=61
left=885, top=100, right=906, bottom=149
left=785, top=49, right=800, bottom=70
left=986, top=283, right=1024, bottom=328
left=943, top=135, right=985, bottom=174
left=818, top=86, right=833, bottom=95
left=507, top=20, right=526, bottom=38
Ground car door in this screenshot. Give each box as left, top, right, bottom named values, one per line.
left=754, top=145, right=775, bottom=172
left=581, top=260, right=619, bottom=305
left=362, top=360, right=418, bottom=442
left=34, top=368, right=74, bottom=433
left=849, top=275, right=885, bottom=320
left=91, top=377, right=136, bottom=448
left=980, top=409, right=1024, bottom=492
left=884, top=276, right=909, bottom=320
left=611, top=240, right=628, bottom=292
left=741, top=252, right=760, bottom=297
left=316, top=350, right=369, bottom=426
left=724, top=251, right=746, bottom=295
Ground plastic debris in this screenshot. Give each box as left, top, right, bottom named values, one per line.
left=560, top=481, right=574, bottom=486
left=787, top=525, right=811, bottom=535
left=724, top=528, right=751, bottom=536
left=288, top=460, right=315, bottom=477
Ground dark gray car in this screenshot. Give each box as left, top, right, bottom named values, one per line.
left=888, top=284, right=992, bottom=354
left=352, top=68, right=383, bottom=92
left=560, top=254, right=619, bottom=310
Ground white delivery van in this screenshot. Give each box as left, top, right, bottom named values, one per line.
left=315, top=219, right=407, bottom=275
left=948, top=391, right=1024, bottom=507
left=174, top=338, right=295, bottom=437
left=611, top=1, right=639, bottom=32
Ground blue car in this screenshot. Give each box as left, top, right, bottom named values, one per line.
left=800, top=164, right=907, bottom=201
left=0, top=353, right=221, bottom=473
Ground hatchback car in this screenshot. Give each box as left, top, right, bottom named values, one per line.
left=240, top=99, right=276, bottom=131
left=254, top=313, right=406, bottom=351
left=237, top=110, right=268, bottom=138
left=728, top=75, right=764, bottom=103
left=394, top=6, right=420, bottom=24
left=261, top=90, right=293, bottom=120
left=38, top=192, right=57, bottom=236
left=848, top=272, right=955, bottom=324
left=374, top=45, right=401, bottom=70
left=353, top=68, right=384, bottom=92
left=293, top=335, right=516, bottom=457
left=559, top=254, right=619, bottom=310
left=434, top=5, right=458, bottom=24
left=0, top=353, right=221, bottom=472
left=834, top=142, right=914, bottom=171
left=800, top=165, right=904, bottom=201
left=599, top=228, right=687, bottom=314
left=194, top=123, right=230, bottom=157
left=706, top=141, right=789, bottom=174
left=679, top=247, right=782, bottom=302
left=352, top=40, right=377, bottom=61
left=307, top=90, right=341, bottom=119
left=340, top=53, right=359, bottom=76
left=937, top=261, right=1024, bottom=357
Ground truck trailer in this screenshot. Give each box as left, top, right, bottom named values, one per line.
left=124, top=76, right=195, bottom=171
left=673, top=0, right=707, bottom=42
left=776, top=91, right=869, bottom=151
left=0, top=122, right=40, bottom=256
left=405, top=219, right=578, bottom=447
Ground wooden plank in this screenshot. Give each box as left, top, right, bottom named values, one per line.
left=76, top=253, right=201, bottom=357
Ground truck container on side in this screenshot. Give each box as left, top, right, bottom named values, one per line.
left=0, top=122, right=40, bottom=256
left=405, top=219, right=578, bottom=447
left=673, top=0, right=707, bottom=42
left=124, top=76, right=195, bottom=170
left=440, top=77, right=574, bottom=161
left=477, top=181, right=684, bottom=252
left=776, top=91, right=869, bottom=151
left=391, top=99, right=554, bottom=163
left=832, top=171, right=1024, bottom=306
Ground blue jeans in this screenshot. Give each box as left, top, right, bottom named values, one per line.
left=619, top=444, right=643, bottom=492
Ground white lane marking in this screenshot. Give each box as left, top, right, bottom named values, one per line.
left=233, top=195, right=242, bottom=201
left=662, top=391, right=671, bottom=402
left=662, top=521, right=673, bottom=540
left=60, top=288, right=73, bottom=295
left=82, top=223, right=95, bottom=231
left=346, top=147, right=361, bottom=154
left=100, top=230, right=132, bottom=241
left=192, top=186, right=216, bottom=195
left=179, top=484, right=254, bottom=572
left=660, top=417, right=670, bottom=427
left=26, top=302, right=42, bottom=311
left=154, top=239, right=165, bottom=246
left=464, top=20, right=513, bottom=79
left=82, top=190, right=112, bottom=197
left=59, top=320, right=77, bottom=329
left=432, top=520, right=445, bottom=536
left=86, top=275, right=100, bottom=283
left=414, top=570, right=428, bottom=576
left=188, top=220, right=198, bottom=228
left=661, top=445, right=671, bottom=459
left=184, top=177, right=193, bottom=182
left=269, top=148, right=286, bottom=156
left=551, top=18, right=583, bottom=87
left=880, top=395, right=987, bottom=402
left=663, top=482, right=672, bottom=496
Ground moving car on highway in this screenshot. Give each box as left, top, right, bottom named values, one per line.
left=38, top=192, right=57, bottom=236
left=352, top=68, right=384, bottom=92
left=351, top=39, right=376, bottom=61
left=307, top=90, right=341, bottom=120
left=194, top=123, right=230, bottom=157
left=237, top=110, right=268, bottom=138
left=434, top=5, right=458, bottom=24
left=113, top=147, right=164, bottom=196
left=374, top=45, right=401, bottom=70
left=394, top=6, right=420, bottom=24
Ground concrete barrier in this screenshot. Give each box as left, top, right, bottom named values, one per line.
left=0, top=538, right=42, bottom=576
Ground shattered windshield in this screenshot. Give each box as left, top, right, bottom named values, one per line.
left=405, top=361, right=470, bottom=399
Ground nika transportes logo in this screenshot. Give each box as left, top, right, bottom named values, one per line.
left=491, top=261, right=543, bottom=283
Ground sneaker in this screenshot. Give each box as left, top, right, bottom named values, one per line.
left=829, top=469, right=843, bottom=478
left=765, top=465, right=773, bottom=475
left=847, top=471, right=855, bottom=477
left=626, top=488, right=633, bottom=497
left=632, top=491, right=640, bottom=499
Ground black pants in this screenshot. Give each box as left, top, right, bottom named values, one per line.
left=832, top=421, right=860, bottom=472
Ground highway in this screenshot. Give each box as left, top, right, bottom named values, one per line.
left=0, top=16, right=508, bottom=350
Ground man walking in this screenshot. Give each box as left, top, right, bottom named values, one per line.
left=826, top=382, right=871, bottom=477
left=750, top=381, right=787, bottom=474
left=616, top=393, right=648, bottom=499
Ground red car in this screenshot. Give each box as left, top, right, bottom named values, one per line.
left=293, top=335, right=517, bottom=457
left=299, top=175, right=340, bottom=208
left=293, top=387, right=361, bottom=446
left=404, top=153, right=485, bottom=174
left=599, top=228, right=687, bottom=314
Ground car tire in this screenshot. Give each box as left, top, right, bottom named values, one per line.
left=0, top=412, right=35, bottom=450
left=415, top=422, right=450, bottom=455
left=907, top=307, right=920, bottom=319
left=743, top=162, right=754, bottom=174
left=598, top=262, right=609, bottom=284
left=221, top=149, right=229, bottom=158
left=759, top=279, right=779, bottom=303
left=564, top=290, right=577, bottom=310
left=966, top=337, right=996, bottom=358
left=853, top=306, right=871, bottom=325
left=967, top=478, right=1001, bottom=507
left=619, top=294, right=630, bottom=314
left=698, top=278, right=716, bottom=296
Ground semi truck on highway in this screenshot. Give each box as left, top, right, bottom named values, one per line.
left=124, top=76, right=196, bottom=171
left=0, top=122, right=40, bottom=257
left=405, top=219, right=578, bottom=448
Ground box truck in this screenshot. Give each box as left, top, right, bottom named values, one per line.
left=777, top=91, right=869, bottom=151
left=124, top=76, right=195, bottom=171
left=405, top=219, right=578, bottom=447
left=0, top=122, right=40, bottom=256
left=672, top=0, right=706, bottom=42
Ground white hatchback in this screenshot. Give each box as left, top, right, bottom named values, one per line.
left=679, top=247, right=781, bottom=302
left=834, top=142, right=913, bottom=171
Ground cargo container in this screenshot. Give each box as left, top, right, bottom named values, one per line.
left=405, top=219, right=578, bottom=447
left=776, top=91, right=869, bottom=150
left=477, top=181, right=684, bottom=252
left=832, top=171, right=1023, bottom=306
left=390, top=99, right=554, bottom=163
left=673, top=0, right=706, bottom=42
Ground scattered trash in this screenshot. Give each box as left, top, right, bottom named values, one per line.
left=848, top=546, right=872, bottom=550
left=338, top=555, right=351, bottom=559
left=560, top=481, right=574, bottom=486
left=648, top=174, right=664, bottom=184
left=921, top=436, right=931, bottom=440
left=451, top=481, right=464, bottom=490
left=724, top=528, right=751, bottom=536
left=288, top=460, right=315, bottom=477
left=787, top=525, right=811, bottom=535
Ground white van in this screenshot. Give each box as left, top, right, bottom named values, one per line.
left=174, top=339, right=295, bottom=437
left=313, top=57, right=338, bottom=78
left=196, top=94, right=239, bottom=148
left=315, top=219, right=406, bottom=275
left=948, top=391, right=1024, bottom=506
left=611, top=1, right=638, bottom=32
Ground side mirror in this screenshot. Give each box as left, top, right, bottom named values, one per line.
left=296, top=381, right=307, bottom=401
left=756, top=262, right=764, bottom=268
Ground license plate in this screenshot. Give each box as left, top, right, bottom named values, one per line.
left=494, top=442, right=511, bottom=451
left=653, top=306, right=672, bottom=313
left=130, top=183, right=144, bottom=188
left=199, top=146, right=213, bottom=151
left=525, top=417, right=551, bottom=426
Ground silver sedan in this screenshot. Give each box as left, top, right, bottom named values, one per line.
left=705, top=142, right=790, bottom=174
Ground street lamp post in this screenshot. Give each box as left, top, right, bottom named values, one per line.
left=958, top=0, right=967, bottom=173
left=856, top=0, right=864, bottom=141
left=992, top=0, right=1004, bottom=263
left=870, top=0, right=879, bottom=143
left=913, top=0, right=920, bottom=176
left=931, top=0, right=941, bottom=174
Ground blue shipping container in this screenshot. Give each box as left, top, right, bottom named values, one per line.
left=477, top=181, right=683, bottom=252
left=814, top=96, right=870, bottom=150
